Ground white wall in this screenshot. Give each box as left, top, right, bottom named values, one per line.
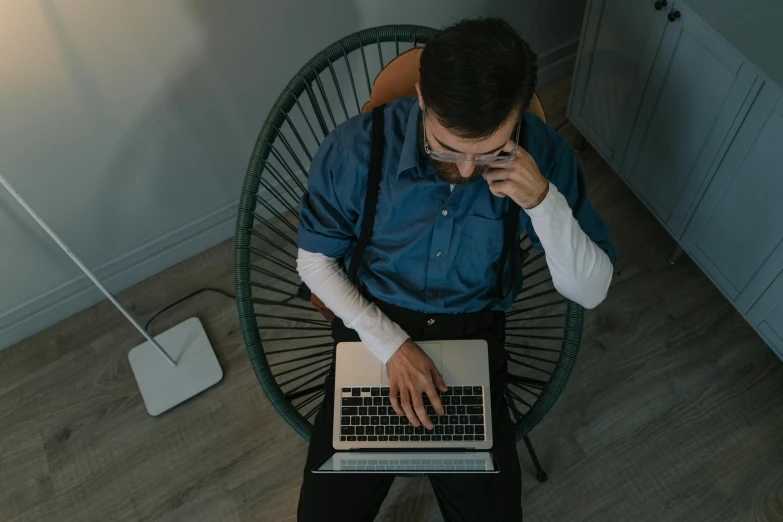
left=0, top=0, right=586, bottom=350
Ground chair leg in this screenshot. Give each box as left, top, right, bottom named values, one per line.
left=523, top=435, right=548, bottom=483
left=668, top=246, right=684, bottom=265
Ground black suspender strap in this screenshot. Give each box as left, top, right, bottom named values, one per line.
left=347, top=104, right=385, bottom=283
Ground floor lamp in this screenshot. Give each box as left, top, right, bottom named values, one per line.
left=0, top=172, right=222, bottom=416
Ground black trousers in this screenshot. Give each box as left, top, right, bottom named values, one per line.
left=298, top=300, right=523, bottom=521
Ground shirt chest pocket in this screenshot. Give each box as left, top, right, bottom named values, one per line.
left=458, top=216, right=505, bottom=281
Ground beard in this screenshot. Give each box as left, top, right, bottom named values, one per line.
left=429, top=158, right=488, bottom=184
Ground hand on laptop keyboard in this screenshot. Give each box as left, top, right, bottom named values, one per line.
left=385, top=339, right=447, bottom=428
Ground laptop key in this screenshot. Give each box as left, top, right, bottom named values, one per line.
left=441, top=396, right=451, bottom=406
left=464, top=435, right=474, bottom=441
left=363, top=397, right=372, bottom=406
left=414, top=426, right=424, bottom=435
left=475, top=426, right=485, bottom=435
left=356, top=426, right=364, bottom=435
left=359, top=407, right=368, bottom=416
left=439, top=416, right=448, bottom=425
left=443, top=387, right=452, bottom=395
left=365, top=426, right=374, bottom=435
left=390, top=416, right=399, bottom=425
left=371, top=416, right=380, bottom=425
left=426, top=406, right=435, bottom=416
left=378, top=406, right=387, bottom=415
left=389, top=436, right=399, bottom=441
left=341, top=436, right=346, bottom=441
left=425, top=427, right=434, bottom=435
left=348, top=436, right=357, bottom=441
left=410, top=435, right=420, bottom=441
left=422, top=435, right=431, bottom=441
left=379, top=436, right=388, bottom=441
left=454, top=435, right=463, bottom=441
left=455, top=425, right=464, bottom=434
left=373, top=397, right=383, bottom=406
left=362, top=387, right=370, bottom=393
left=395, top=426, right=404, bottom=435
left=452, top=396, right=460, bottom=405
left=453, top=386, right=463, bottom=395
left=473, top=387, right=482, bottom=395
left=381, top=387, right=390, bottom=396
left=442, top=435, right=453, bottom=441
left=383, top=397, right=391, bottom=406
left=465, top=425, right=474, bottom=434
left=476, top=435, right=485, bottom=441
left=342, top=387, right=351, bottom=393
left=449, top=416, right=459, bottom=425
left=435, top=425, right=444, bottom=434
left=405, top=426, right=414, bottom=435
left=341, top=426, right=354, bottom=435
left=466, top=406, right=483, bottom=415
left=342, top=406, right=358, bottom=416
left=371, top=388, right=380, bottom=396
left=342, top=398, right=362, bottom=406
left=385, top=426, right=394, bottom=435
left=461, top=396, right=482, bottom=405
left=400, top=436, right=410, bottom=441
left=447, top=406, right=456, bottom=415
left=351, top=416, right=361, bottom=425
left=459, top=415, right=468, bottom=424
left=380, top=417, right=390, bottom=425
left=457, top=406, right=466, bottom=415
left=369, top=407, right=378, bottom=415
left=469, top=415, right=484, bottom=425
left=445, top=425, right=454, bottom=435
left=431, top=416, right=439, bottom=425
left=400, top=417, right=409, bottom=426
left=341, top=416, right=350, bottom=425
left=361, top=416, right=370, bottom=425
left=368, top=436, right=378, bottom=441
left=432, top=435, right=442, bottom=441
left=351, top=389, right=361, bottom=397
left=358, top=436, right=367, bottom=441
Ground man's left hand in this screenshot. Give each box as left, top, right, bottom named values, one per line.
left=483, top=140, right=549, bottom=209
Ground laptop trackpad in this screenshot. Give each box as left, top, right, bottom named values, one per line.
left=381, top=342, right=442, bottom=385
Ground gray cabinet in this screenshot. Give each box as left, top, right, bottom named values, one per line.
left=682, top=86, right=783, bottom=311
left=619, top=3, right=759, bottom=236
left=570, top=0, right=783, bottom=359
left=748, top=273, right=783, bottom=359
left=569, top=0, right=669, bottom=170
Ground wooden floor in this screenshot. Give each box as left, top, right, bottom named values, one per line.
left=2, top=77, right=783, bottom=522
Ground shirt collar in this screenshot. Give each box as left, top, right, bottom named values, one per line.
left=396, top=100, right=425, bottom=179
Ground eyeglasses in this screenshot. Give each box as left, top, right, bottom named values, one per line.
left=422, top=115, right=522, bottom=165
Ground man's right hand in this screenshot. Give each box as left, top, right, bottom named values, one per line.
left=386, top=339, right=447, bottom=429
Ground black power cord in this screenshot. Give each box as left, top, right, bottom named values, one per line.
left=144, top=287, right=236, bottom=332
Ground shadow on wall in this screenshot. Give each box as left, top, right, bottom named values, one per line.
left=0, top=0, right=361, bottom=348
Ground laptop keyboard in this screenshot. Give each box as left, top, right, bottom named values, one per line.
left=339, top=386, right=486, bottom=443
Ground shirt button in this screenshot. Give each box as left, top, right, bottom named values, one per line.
left=436, top=250, right=443, bottom=257
left=432, top=290, right=439, bottom=296
left=441, top=209, right=448, bottom=217
left=427, top=318, right=435, bottom=326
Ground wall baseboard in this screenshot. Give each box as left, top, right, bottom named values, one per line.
left=0, top=201, right=238, bottom=351
left=536, top=38, right=579, bottom=88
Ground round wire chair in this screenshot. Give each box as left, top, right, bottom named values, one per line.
left=234, top=25, right=583, bottom=482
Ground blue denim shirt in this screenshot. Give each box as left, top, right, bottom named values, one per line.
left=298, top=95, right=615, bottom=314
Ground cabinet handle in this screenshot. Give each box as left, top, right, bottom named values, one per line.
left=668, top=9, right=681, bottom=22
left=654, top=0, right=667, bottom=10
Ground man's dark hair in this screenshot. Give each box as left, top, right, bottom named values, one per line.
left=419, top=18, right=538, bottom=140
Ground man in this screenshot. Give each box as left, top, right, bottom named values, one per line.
left=296, top=18, right=615, bottom=521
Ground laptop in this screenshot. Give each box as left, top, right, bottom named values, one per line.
left=313, top=340, right=499, bottom=474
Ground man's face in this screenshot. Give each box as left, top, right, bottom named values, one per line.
left=417, top=85, right=518, bottom=185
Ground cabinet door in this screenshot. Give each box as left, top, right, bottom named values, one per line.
left=568, top=0, right=669, bottom=169
left=682, top=84, right=783, bottom=310
left=619, top=3, right=758, bottom=236
left=748, top=272, right=783, bottom=361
